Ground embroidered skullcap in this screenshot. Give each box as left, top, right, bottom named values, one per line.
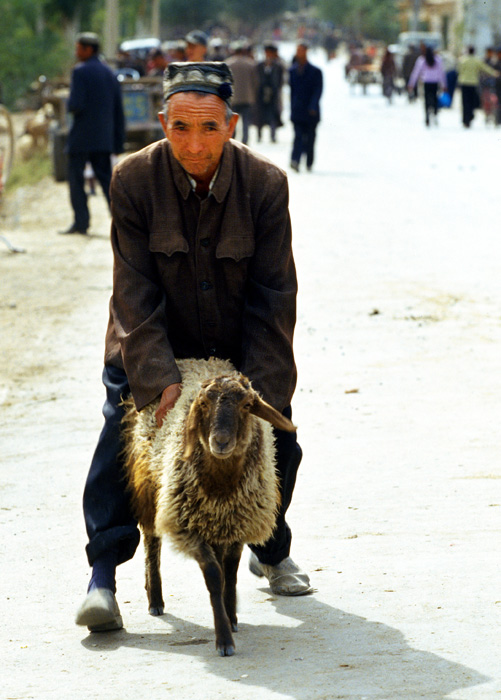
left=163, top=62, right=234, bottom=104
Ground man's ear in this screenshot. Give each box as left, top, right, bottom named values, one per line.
left=158, top=111, right=168, bottom=136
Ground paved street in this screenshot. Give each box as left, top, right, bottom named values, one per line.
left=1, top=48, right=500, bottom=699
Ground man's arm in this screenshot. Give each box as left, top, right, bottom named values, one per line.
left=109, top=168, right=182, bottom=411
left=239, top=174, right=297, bottom=412
left=308, top=67, right=323, bottom=115
left=68, top=67, right=86, bottom=114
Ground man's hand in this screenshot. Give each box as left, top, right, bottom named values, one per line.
left=155, top=383, right=182, bottom=428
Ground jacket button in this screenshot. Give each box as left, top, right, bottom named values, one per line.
left=200, top=238, right=210, bottom=247
left=209, top=347, right=216, bottom=355
left=200, top=281, right=212, bottom=291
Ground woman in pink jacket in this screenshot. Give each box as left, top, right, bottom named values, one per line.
left=408, top=46, right=447, bottom=126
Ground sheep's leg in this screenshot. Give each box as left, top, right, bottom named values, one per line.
left=222, top=543, right=243, bottom=632
left=144, top=532, right=164, bottom=616
left=195, top=544, right=235, bottom=657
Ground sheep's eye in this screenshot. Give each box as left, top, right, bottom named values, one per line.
left=243, top=402, right=252, bottom=411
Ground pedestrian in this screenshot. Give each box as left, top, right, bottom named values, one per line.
left=147, top=48, right=168, bottom=77
left=165, top=41, right=186, bottom=63
left=184, top=30, right=208, bottom=62
left=402, top=44, right=420, bottom=101
left=209, top=37, right=227, bottom=61
left=255, top=43, right=284, bottom=143
left=289, top=41, right=323, bottom=172
left=457, top=46, right=499, bottom=128
left=60, top=33, right=124, bottom=235
left=381, top=47, right=396, bottom=103
left=494, top=47, right=501, bottom=126
left=226, top=40, right=258, bottom=145
left=75, top=61, right=312, bottom=633
left=407, top=45, right=446, bottom=126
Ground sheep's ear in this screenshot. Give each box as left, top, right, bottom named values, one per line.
left=183, top=399, right=201, bottom=459
left=250, top=396, right=297, bottom=433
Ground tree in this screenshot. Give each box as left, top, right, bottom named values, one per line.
left=0, top=2, right=69, bottom=108
left=160, top=0, right=225, bottom=29
left=224, top=0, right=289, bottom=25
left=315, top=0, right=400, bottom=42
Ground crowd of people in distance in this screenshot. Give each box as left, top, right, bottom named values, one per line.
left=346, top=40, right=501, bottom=129
left=115, top=30, right=324, bottom=171
left=115, top=32, right=289, bottom=146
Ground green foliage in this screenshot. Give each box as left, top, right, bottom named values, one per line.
left=0, top=2, right=70, bottom=109
left=316, top=0, right=400, bottom=42
left=224, top=0, right=288, bottom=25
left=44, top=0, right=99, bottom=26
left=161, top=0, right=225, bottom=28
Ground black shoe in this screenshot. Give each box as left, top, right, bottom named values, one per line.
left=59, top=224, right=88, bottom=235
left=290, top=161, right=299, bottom=172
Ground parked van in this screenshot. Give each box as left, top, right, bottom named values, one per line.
left=398, top=31, right=443, bottom=52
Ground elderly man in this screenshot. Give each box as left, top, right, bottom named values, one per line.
left=75, top=62, right=311, bottom=633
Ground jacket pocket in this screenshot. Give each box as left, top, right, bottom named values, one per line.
left=216, top=236, right=255, bottom=262
left=149, top=230, right=189, bottom=257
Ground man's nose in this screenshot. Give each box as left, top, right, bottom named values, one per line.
left=186, top=133, right=203, bottom=154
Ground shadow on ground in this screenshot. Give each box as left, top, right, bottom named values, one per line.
left=81, top=594, right=489, bottom=699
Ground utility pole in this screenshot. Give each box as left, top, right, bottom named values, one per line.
left=151, top=0, right=161, bottom=38
left=104, top=0, right=119, bottom=60
left=411, top=0, right=422, bottom=32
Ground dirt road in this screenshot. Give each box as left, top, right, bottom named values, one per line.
left=1, top=54, right=500, bottom=700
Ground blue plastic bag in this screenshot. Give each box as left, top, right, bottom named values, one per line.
left=438, top=92, right=451, bottom=108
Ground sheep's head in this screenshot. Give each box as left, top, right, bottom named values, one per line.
left=183, top=374, right=296, bottom=460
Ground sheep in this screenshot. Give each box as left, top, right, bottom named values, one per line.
left=23, top=103, right=55, bottom=151
left=16, top=133, right=38, bottom=162
left=122, top=357, right=296, bottom=656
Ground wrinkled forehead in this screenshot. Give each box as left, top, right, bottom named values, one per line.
left=166, top=92, right=227, bottom=123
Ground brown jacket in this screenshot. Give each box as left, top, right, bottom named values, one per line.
left=104, top=138, right=298, bottom=412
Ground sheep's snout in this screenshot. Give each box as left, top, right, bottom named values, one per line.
left=208, top=429, right=237, bottom=458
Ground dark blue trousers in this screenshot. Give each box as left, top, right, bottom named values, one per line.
left=83, top=366, right=302, bottom=568
left=68, top=151, right=112, bottom=231
left=291, top=120, right=318, bottom=168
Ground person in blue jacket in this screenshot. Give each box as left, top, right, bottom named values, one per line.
left=289, top=41, right=323, bottom=173
left=61, top=32, right=125, bottom=235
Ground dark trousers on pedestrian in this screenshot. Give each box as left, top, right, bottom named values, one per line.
left=83, top=365, right=302, bottom=570
left=68, top=151, right=112, bottom=231
left=291, top=120, right=318, bottom=169
left=461, top=85, right=479, bottom=127
left=233, top=103, right=252, bottom=145
left=424, top=82, right=439, bottom=125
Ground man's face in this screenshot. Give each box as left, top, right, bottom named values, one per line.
left=75, top=42, right=94, bottom=62
left=296, top=45, right=308, bottom=63
left=159, top=92, right=238, bottom=185
left=185, top=42, right=207, bottom=62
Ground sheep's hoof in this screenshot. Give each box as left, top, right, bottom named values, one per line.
left=231, top=622, right=238, bottom=633
left=148, top=606, right=164, bottom=616
left=217, top=643, right=235, bottom=657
